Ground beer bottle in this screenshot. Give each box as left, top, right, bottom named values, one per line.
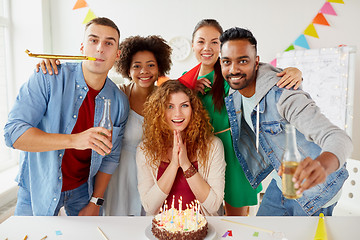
left=99, top=99, right=113, bottom=155
left=281, top=124, right=302, bottom=199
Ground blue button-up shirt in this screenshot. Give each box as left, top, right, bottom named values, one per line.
left=4, top=62, right=129, bottom=215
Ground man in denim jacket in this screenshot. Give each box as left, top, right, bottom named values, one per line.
left=4, top=18, right=129, bottom=216
left=220, top=27, right=353, bottom=216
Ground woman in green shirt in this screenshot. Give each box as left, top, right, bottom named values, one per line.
left=191, top=19, right=303, bottom=216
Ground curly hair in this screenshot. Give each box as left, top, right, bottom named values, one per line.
left=115, top=35, right=172, bottom=79
left=141, top=80, right=214, bottom=171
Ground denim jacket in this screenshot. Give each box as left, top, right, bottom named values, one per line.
left=4, top=62, right=129, bottom=215
left=224, top=63, right=352, bottom=215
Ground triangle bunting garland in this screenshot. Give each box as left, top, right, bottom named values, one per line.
left=285, top=44, right=295, bottom=52
left=304, top=23, right=319, bottom=38
left=327, top=0, right=344, bottom=4
left=319, top=2, right=337, bottom=15
left=73, top=0, right=88, bottom=10
left=82, top=9, right=96, bottom=24
left=313, top=13, right=330, bottom=26
left=294, top=34, right=310, bottom=49
left=269, top=58, right=277, bottom=67
left=280, top=0, right=343, bottom=63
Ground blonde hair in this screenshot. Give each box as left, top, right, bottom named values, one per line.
left=141, top=80, right=213, bottom=171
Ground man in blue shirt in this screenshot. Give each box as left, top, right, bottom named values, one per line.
left=220, top=27, right=352, bottom=216
left=4, top=17, right=129, bottom=216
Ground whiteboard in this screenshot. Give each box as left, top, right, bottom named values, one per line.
left=276, top=46, right=356, bottom=137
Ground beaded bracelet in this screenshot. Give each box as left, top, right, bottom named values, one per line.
left=183, top=164, right=197, bottom=179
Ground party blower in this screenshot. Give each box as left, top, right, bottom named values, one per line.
left=25, top=49, right=96, bottom=61
left=313, top=213, right=328, bottom=240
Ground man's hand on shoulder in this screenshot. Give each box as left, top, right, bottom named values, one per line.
left=36, top=59, right=61, bottom=75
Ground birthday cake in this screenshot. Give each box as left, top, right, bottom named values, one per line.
left=151, top=207, right=208, bottom=240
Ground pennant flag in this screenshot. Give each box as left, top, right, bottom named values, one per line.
left=319, top=2, right=337, bottom=16
left=285, top=44, right=295, bottom=52
left=82, top=9, right=96, bottom=24
left=313, top=13, right=330, bottom=26
left=73, top=0, right=88, bottom=10
left=304, top=23, right=319, bottom=38
left=294, top=34, right=310, bottom=49
left=269, top=58, right=277, bottom=67
left=327, top=0, right=344, bottom=3
left=178, top=63, right=201, bottom=89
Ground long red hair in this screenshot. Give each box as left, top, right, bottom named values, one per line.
left=141, top=80, right=213, bottom=171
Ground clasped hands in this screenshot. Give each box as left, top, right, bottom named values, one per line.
left=169, top=130, right=192, bottom=171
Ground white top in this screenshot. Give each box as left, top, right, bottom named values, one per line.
left=104, top=82, right=145, bottom=216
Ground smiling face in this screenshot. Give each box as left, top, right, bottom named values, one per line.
left=165, top=91, right=192, bottom=132
left=192, top=26, right=221, bottom=68
left=80, top=23, right=120, bottom=78
left=129, top=50, right=159, bottom=88
left=220, top=39, right=259, bottom=97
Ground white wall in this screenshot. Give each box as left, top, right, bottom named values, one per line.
left=10, top=0, right=52, bottom=98
left=13, top=0, right=360, bottom=159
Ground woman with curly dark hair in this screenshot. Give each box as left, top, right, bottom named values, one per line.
left=136, top=80, right=226, bottom=216
left=103, top=35, right=172, bottom=216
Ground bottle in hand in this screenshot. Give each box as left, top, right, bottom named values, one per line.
left=281, top=124, right=302, bottom=199
left=99, top=99, right=113, bottom=155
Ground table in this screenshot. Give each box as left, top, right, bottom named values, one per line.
left=0, top=216, right=358, bottom=239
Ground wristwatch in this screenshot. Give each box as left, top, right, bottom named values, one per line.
left=90, top=197, right=105, bottom=206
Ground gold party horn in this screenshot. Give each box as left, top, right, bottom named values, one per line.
left=25, top=49, right=96, bottom=61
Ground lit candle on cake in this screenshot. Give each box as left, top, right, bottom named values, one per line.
left=171, top=195, right=175, bottom=223
left=178, top=196, right=182, bottom=214
left=184, top=210, right=188, bottom=231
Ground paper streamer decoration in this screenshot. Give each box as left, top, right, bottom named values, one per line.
left=73, top=0, right=88, bottom=10
left=319, top=2, right=337, bottom=16
left=294, top=34, right=310, bottom=49
left=82, top=9, right=97, bottom=24
left=313, top=13, right=330, bottom=26
left=313, top=213, right=328, bottom=240
left=178, top=63, right=201, bottom=89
